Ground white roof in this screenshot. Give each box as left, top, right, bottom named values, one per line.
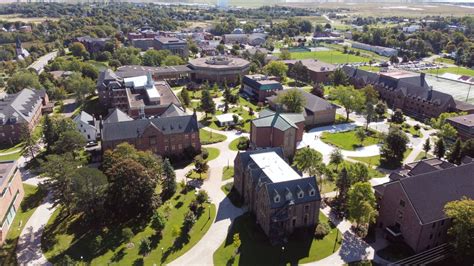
left=124, top=75, right=148, bottom=88
left=146, top=86, right=160, bottom=102
left=216, top=113, right=242, bottom=123
left=250, top=152, right=302, bottom=183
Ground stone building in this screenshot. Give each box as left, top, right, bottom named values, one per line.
left=234, top=148, right=321, bottom=244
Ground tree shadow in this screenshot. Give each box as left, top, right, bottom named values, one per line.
left=20, top=186, right=47, bottom=212
left=110, top=247, right=126, bottom=262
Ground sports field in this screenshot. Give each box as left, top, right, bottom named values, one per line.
left=289, top=50, right=371, bottom=64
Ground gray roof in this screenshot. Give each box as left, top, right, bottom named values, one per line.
left=267, top=89, right=336, bottom=116
left=102, top=114, right=198, bottom=141
left=252, top=110, right=305, bottom=131
left=377, top=160, right=474, bottom=224
left=160, top=103, right=186, bottom=118
left=0, top=89, right=45, bottom=125
left=103, top=108, right=133, bottom=124
left=75, top=111, right=94, bottom=124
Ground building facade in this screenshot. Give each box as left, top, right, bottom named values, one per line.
left=250, top=110, right=305, bottom=158
left=284, top=59, right=336, bottom=84
left=73, top=111, right=98, bottom=142
left=342, top=66, right=474, bottom=120
left=188, top=56, right=250, bottom=84
left=374, top=158, right=474, bottom=253
left=446, top=114, right=474, bottom=140
left=241, top=74, right=283, bottom=102
left=234, top=148, right=321, bottom=244
left=101, top=112, right=201, bottom=158
left=0, top=89, right=49, bottom=145
left=0, top=160, right=24, bottom=245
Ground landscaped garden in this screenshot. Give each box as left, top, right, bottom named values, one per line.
left=348, top=148, right=412, bottom=171
left=201, top=106, right=255, bottom=133
left=42, top=185, right=216, bottom=265
left=199, top=129, right=227, bottom=145
left=0, top=184, right=47, bottom=265
left=203, top=147, right=220, bottom=161
left=213, top=212, right=342, bottom=265
left=228, top=136, right=250, bottom=151
left=321, top=128, right=381, bottom=151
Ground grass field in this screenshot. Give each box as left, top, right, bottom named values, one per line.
left=199, top=129, right=227, bottom=145
left=42, top=185, right=216, bottom=265
left=0, top=151, right=22, bottom=161
left=203, top=147, right=220, bottom=161
left=222, top=166, right=234, bottom=181
left=348, top=149, right=412, bottom=170
left=321, top=128, right=381, bottom=151
left=358, top=66, right=381, bottom=72
left=289, top=50, right=370, bottom=64
left=0, top=14, right=59, bottom=23
left=213, top=211, right=341, bottom=265
left=0, top=184, right=47, bottom=265
left=425, top=67, right=474, bottom=77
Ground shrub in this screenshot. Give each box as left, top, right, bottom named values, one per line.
left=197, top=190, right=209, bottom=204
left=189, top=199, right=200, bottom=214
left=92, top=235, right=103, bottom=252
left=201, top=149, right=209, bottom=160
left=151, top=211, right=166, bottom=233
left=121, top=227, right=134, bottom=242
left=237, top=137, right=250, bottom=150
left=184, top=211, right=197, bottom=232
left=139, top=238, right=151, bottom=256
left=314, top=222, right=331, bottom=239
left=414, top=124, right=420, bottom=131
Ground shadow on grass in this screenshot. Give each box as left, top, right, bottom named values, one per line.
left=221, top=183, right=244, bottom=208
left=220, top=213, right=314, bottom=266
left=20, top=186, right=47, bottom=213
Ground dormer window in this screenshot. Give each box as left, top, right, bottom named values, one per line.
left=309, top=188, right=316, bottom=197
left=274, top=194, right=280, bottom=203
left=298, top=191, right=304, bottom=199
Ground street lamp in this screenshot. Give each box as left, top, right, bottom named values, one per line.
left=281, top=246, right=285, bottom=263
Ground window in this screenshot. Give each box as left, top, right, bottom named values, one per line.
left=441, top=220, right=445, bottom=226
left=399, top=199, right=405, bottom=207
left=304, top=205, right=309, bottom=213
left=292, top=218, right=296, bottom=227
left=274, top=195, right=280, bottom=203
left=438, top=232, right=441, bottom=237
left=298, top=191, right=304, bottom=199
left=432, top=223, right=436, bottom=228
left=304, top=214, right=308, bottom=225
left=309, top=188, right=315, bottom=196
left=149, top=136, right=157, bottom=145
left=429, top=234, right=433, bottom=239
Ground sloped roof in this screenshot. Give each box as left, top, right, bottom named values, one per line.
left=266, top=177, right=320, bottom=209
left=160, top=103, right=186, bottom=118
left=103, top=108, right=133, bottom=124
left=0, top=88, right=44, bottom=124
left=74, top=111, right=94, bottom=124
left=267, top=89, right=336, bottom=115
left=102, top=114, right=199, bottom=141
left=377, top=160, right=474, bottom=224
left=252, top=110, right=305, bottom=131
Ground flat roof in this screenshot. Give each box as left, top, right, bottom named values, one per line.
left=0, top=160, right=16, bottom=187
left=216, top=113, right=242, bottom=123
left=124, top=75, right=147, bottom=88
left=250, top=152, right=302, bottom=183
left=447, top=114, right=474, bottom=127
left=380, top=71, right=418, bottom=79
left=146, top=86, right=160, bottom=101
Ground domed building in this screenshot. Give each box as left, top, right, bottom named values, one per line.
left=188, top=56, right=250, bottom=84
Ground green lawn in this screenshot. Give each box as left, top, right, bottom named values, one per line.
left=199, top=129, right=227, bottom=145
left=425, top=66, right=474, bottom=77
left=348, top=149, right=412, bottom=171
left=0, top=184, right=47, bottom=265
left=42, top=185, right=216, bottom=265
left=0, top=142, right=24, bottom=154
left=228, top=137, right=249, bottom=151
left=187, top=169, right=209, bottom=180
left=288, top=50, right=370, bottom=64
left=0, top=151, right=22, bottom=161
left=434, top=57, right=455, bottom=64
left=358, top=66, right=381, bottom=72
left=414, top=151, right=434, bottom=161
left=213, top=211, right=342, bottom=265
left=321, top=128, right=381, bottom=151
left=203, top=147, right=220, bottom=161
left=327, top=161, right=385, bottom=179
left=220, top=182, right=243, bottom=208
left=202, top=106, right=255, bottom=133
left=320, top=179, right=337, bottom=194
left=222, top=166, right=234, bottom=181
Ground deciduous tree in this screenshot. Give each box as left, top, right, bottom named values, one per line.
left=380, top=127, right=408, bottom=168
left=276, top=89, right=306, bottom=113
left=332, top=86, right=365, bottom=121
left=444, top=197, right=474, bottom=263
left=347, top=182, right=378, bottom=235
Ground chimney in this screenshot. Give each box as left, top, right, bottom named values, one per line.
left=420, top=73, right=425, bottom=87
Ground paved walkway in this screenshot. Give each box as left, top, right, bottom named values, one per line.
left=170, top=128, right=246, bottom=266
left=16, top=192, right=56, bottom=266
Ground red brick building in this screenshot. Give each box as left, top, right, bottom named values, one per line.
left=0, top=160, right=24, bottom=245
left=0, top=89, right=50, bottom=145
left=97, top=70, right=182, bottom=119
left=250, top=110, right=305, bottom=158
left=284, top=59, right=336, bottom=84
left=374, top=158, right=474, bottom=253
left=101, top=110, right=201, bottom=158
left=342, top=66, right=474, bottom=120
left=234, top=148, right=321, bottom=244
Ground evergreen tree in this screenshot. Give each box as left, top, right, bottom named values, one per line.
left=161, top=158, right=177, bottom=201
left=336, top=167, right=351, bottom=206
left=180, top=88, right=191, bottom=107
left=43, top=114, right=55, bottom=153
left=200, top=89, right=216, bottom=118
left=434, top=138, right=446, bottom=159
left=423, top=138, right=431, bottom=157
left=447, top=138, right=463, bottom=164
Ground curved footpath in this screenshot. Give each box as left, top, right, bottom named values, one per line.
left=170, top=128, right=246, bottom=266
